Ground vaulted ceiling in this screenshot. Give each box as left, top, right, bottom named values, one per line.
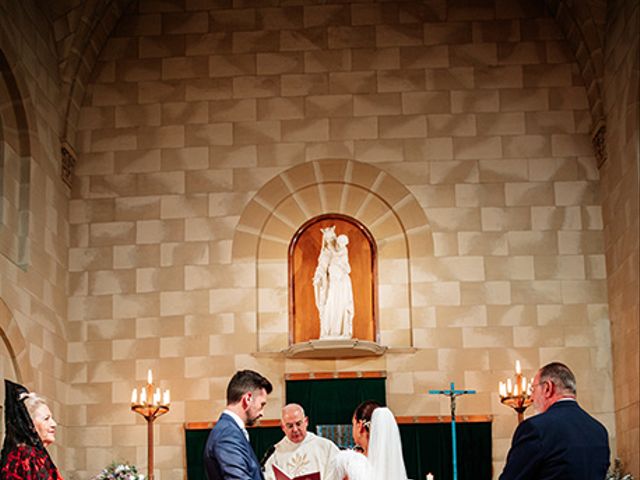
left=24, top=0, right=611, bottom=158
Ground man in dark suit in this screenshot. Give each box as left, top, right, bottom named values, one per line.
left=500, top=362, right=610, bottom=480
left=204, top=370, right=273, bottom=480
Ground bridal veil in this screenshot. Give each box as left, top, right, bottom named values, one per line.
left=368, top=407, right=408, bottom=480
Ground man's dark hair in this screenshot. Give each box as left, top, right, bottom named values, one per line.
left=226, top=370, right=273, bottom=405
left=539, top=362, right=577, bottom=395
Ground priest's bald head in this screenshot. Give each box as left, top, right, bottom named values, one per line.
left=281, top=403, right=309, bottom=443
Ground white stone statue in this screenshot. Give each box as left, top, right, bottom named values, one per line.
left=313, top=226, right=354, bottom=339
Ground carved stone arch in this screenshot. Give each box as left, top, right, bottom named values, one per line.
left=543, top=0, right=608, bottom=165
left=0, top=297, right=33, bottom=385
left=0, top=51, right=31, bottom=158
left=0, top=297, right=33, bottom=441
left=60, top=0, right=136, bottom=146
left=232, top=159, right=434, bottom=352
left=0, top=49, right=33, bottom=268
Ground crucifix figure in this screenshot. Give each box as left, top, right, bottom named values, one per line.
left=429, top=382, right=476, bottom=480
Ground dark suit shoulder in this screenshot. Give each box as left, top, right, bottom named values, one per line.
left=539, top=401, right=606, bottom=429
left=501, top=401, right=610, bottom=480
left=210, top=414, right=243, bottom=439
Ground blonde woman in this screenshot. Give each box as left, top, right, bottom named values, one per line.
left=1, top=379, right=62, bottom=479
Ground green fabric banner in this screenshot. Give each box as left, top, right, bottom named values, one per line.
left=399, top=422, right=493, bottom=480
left=286, top=377, right=387, bottom=431
left=186, top=378, right=491, bottom=480
left=185, top=422, right=492, bottom=480
left=186, top=426, right=282, bottom=480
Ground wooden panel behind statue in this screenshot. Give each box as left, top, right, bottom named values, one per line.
left=289, top=215, right=377, bottom=344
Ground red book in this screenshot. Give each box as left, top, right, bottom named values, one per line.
left=272, top=464, right=321, bottom=480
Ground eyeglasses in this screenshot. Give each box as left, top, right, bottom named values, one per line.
left=531, top=380, right=551, bottom=390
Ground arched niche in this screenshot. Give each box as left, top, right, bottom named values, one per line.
left=289, top=214, right=377, bottom=344
left=231, top=159, right=434, bottom=353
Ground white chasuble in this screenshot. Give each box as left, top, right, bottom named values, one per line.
left=264, top=432, right=339, bottom=480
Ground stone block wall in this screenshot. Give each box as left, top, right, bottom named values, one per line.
left=67, top=1, right=617, bottom=478
left=602, top=0, right=639, bottom=476
left=0, top=0, right=70, bottom=469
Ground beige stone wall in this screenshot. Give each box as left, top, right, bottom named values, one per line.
left=68, top=0, right=616, bottom=478
left=0, top=0, right=70, bottom=471
left=602, top=0, right=639, bottom=476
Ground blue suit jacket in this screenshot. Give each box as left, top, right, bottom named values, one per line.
left=500, top=400, right=610, bottom=480
left=204, top=413, right=263, bottom=480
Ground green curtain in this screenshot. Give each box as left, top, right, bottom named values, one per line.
left=185, top=426, right=282, bottom=480
left=399, top=422, right=492, bottom=480
left=186, top=422, right=492, bottom=480
left=186, top=378, right=492, bottom=480
left=185, top=429, right=209, bottom=480
left=285, top=377, right=386, bottom=431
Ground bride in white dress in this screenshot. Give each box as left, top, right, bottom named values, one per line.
left=331, top=401, right=409, bottom=480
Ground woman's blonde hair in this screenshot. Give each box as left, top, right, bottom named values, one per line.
left=19, top=392, right=48, bottom=419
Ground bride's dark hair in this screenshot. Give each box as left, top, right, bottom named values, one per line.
left=353, top=400, right=380, bottom=432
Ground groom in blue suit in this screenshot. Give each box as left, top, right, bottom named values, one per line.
left=500, top=362, right=610, bottom=480
left=204, top=370, right=273, bottom=480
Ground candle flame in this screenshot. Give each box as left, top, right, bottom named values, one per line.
left=147, top=369, right=153, bottom=385
left=515, top=360, right=521, bottom=374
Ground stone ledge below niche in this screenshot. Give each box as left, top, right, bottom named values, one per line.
left=281, top=338, right=387, bottom=359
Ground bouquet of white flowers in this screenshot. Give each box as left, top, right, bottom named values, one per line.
left=93, top=462, right=146, bottom=480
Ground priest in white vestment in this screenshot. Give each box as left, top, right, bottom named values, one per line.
left=264, top=404, right=339, bottom=480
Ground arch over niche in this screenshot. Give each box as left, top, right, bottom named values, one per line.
left=231, top=159, right=434, bottom=352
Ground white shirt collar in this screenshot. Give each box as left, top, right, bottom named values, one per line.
left=223, top=409, right=245, bottom=430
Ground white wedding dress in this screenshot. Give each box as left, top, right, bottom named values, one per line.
left=331, top=407, right=409, bottom=480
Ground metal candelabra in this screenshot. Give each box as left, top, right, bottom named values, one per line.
left=498, top=360, right=532, bottom=424
left=131, top=370, right=170, bottom=480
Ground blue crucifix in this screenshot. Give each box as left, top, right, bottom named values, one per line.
left=429, top=382, right=476, bottom=480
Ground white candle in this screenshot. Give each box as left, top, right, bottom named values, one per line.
left=427, top=473, right=434, bottom=480
left=499, top=381, right=507, bottom=397
left=140, top=388, right=147, bottom=404
left=163, top=389, right=171, bottom=405
left=131, top=388, right=137, bottom=404
left=515, top=360, right=521, bottom=374
left=147, top=369, right=153, bottom=385
left=521, top=376, right=527, bottom=394
left=507, top=378, right=512, bottom=394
